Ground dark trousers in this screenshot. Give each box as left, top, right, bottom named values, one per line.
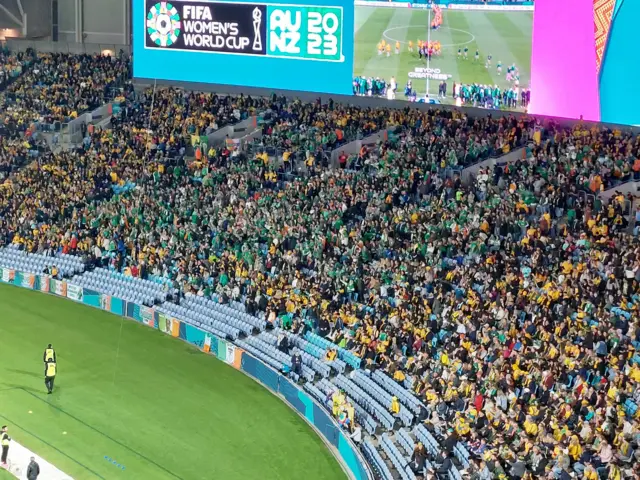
left=45, top=375, right=55, bottom=393
left=1, top=445, right=8, bottom=463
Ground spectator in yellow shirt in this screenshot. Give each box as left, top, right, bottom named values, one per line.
left=390, top=396, right=400, bottom=415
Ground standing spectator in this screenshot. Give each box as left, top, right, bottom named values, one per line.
left=410, top=442, right=427, bottom=476
left=291, top=351, right=302, bottom=377
left=390, top=395, right=400, bottom=415
left=26, top=457, right=40, bottom=480
left=1, top=426, right=10, bottom=466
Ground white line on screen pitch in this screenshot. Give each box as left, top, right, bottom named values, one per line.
left=382, top=25, right=476, bottom=48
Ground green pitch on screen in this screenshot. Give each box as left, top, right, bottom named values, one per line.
left=0, top=285, right=344, bottom=480
left=354, top=7, right=532, bottom=97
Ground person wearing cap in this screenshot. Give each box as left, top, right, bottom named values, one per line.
left=443, top=428, right=459, bottom=453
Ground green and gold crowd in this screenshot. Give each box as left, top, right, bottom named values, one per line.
left=1, top=53, right=640, bottom=479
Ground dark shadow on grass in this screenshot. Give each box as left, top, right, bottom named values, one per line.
left=7, top=369, right=42, bottom=379
left=2, top=384, right=41, bottom=393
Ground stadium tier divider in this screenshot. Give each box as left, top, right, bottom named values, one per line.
left=0, top=258, right=374, bottom=480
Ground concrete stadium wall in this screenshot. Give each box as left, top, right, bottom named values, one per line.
left=600, top=181, right=640, bottom=203
left=58, top=0, right=129, bottom=44
left=0, top=0, right=50, bottom=38
left=205, top=116, right=259, bottom=146
left=23, top=0, right=51, bottom=38
left=330, top=130, right=390, bottom=167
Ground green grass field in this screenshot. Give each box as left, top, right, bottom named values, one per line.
left=354, top=7, right=533, bottom=99
left=0, top=285, right=344, bottom=480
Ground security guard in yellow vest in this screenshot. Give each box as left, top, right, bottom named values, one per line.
left=45, top=361, right=57, bottom=394
left=1, top=425, right=10, bottom=465
left=43, top=344, right=56, bottom=363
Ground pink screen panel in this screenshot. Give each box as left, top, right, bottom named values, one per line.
left=529, top=0, right=601, bottom=121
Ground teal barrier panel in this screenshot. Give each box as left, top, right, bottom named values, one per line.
left=183, top=323, right=205, bottom=349
left=83, top=294, right=101, bottom=308
left=339, top=432, right=370, bottom=480
left=111, top=297, right=125, bottom=316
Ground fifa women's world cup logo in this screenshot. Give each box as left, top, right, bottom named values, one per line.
left=252, top=7, right=262, bottom=51
left=147, top=2, right=182, bottom=47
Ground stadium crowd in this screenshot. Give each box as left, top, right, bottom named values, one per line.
left=2, top=52, right=131, bottom=125
left=2, top=51, right=640, bottom=480
left=0, top=48, right=34, bottom=90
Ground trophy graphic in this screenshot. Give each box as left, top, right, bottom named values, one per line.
left=252, top=8, right=262, bottom=51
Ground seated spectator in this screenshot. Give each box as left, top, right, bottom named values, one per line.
left=276, top=332, right=288, bottom=353
left=435, top=450, right=453, bottom=476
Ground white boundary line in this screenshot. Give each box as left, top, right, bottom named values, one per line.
left=382, top=25, right=476, bottom=48
left=1, top=439, right=73, bottom=479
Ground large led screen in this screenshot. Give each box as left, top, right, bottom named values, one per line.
left=133, top=0, right=640, bottom=126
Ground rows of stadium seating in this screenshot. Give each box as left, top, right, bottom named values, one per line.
left=351, top=371, right=414, bottom=427
left=157, top=301, right=243, bottom=341
left=309, top=378, right=379, bottom=436
left=274, top=327, right=347, bottom=374
left=237, top=335, right=317, bottom=382
left=380, top=434, right=417, bottom=480
left=0, top=246, right=84, bottom=278
left=362, top=439, right=394, bottom=480
left=303, top=331, right=362, bottom=369
left=372, top=370, right=424, bottom=418
left=259, top=330, right=333, bottom=378
left=182, top=294, right=264, bottom=334
left=73, top=267, right=168, bottom=305
left=335, top=374, right=397, bottom=431
left=0, top=233, right=428, bottom=470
